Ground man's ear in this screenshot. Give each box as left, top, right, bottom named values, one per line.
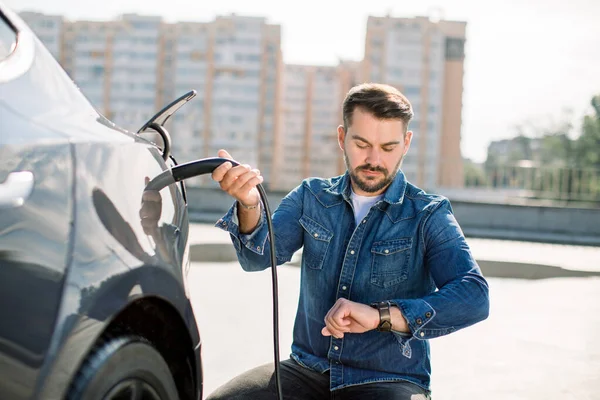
left=337, top=125, right=346, bottom=152
left=404, top=130, right=413, bottom=155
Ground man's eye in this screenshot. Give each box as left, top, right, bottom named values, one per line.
left=356, top=143, right=367, bottom=149
left=382, top=147, right=395, bottom=152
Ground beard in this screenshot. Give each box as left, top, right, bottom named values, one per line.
left=344, top=152, right=404, bottom=194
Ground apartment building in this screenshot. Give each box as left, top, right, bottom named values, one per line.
left=21, top=11, right=282, bottom=188
left=108, top=15, right=162, bottom=131
left=161, top=15, right=282, bottom=187
left=62, top=20, right=111, bottom=114
left=20, top=10, right=466, bottom=191
left=276, top=61, right=359, bottom=188
left=19, top=11, right=63, bottom=60
left=363, top=15, right=466, bottom=189
left=23, top=13, right=162, bottom=131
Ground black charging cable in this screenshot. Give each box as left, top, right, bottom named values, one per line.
left=147, top=157, right=283, bottom=400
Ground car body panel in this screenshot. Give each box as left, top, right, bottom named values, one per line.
left=0, top=112, right=73, bottom=400
left=0, top=5, right=201, bottom=399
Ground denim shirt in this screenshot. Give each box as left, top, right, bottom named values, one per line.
left=216, top=171, right=490, bottom=391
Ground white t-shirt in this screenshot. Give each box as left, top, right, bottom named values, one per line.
left=350, top=189, right=384, bottom=227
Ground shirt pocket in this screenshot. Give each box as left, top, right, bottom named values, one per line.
left=299, top=214, right=333, bottom=270
left=370, top=238, right=412, bottom=288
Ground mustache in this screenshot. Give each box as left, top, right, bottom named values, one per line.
left=356, top=165, right=387, bottom=174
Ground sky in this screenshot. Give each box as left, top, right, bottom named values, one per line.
left=6, top=0, right=600, bottom=162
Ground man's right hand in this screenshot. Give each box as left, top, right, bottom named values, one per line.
left=211, top=149, right=263, bottom=209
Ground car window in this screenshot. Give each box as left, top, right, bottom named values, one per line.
left=0, top=15, right=17, bottom=61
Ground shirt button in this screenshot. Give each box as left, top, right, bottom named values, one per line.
left=362, top=219, right=367, bottom=224
left=416, top=318, right=423, bottom=325
left=257, top=246, right=261, bottom=251
left=314, top=233, right=319, bottom=238
left=420, top=332, right=425, bottom=337
left=350, top=250, right=355, bottom=255
left=425, top=312, right=432, bottom=318
left=384, top=249, right=389, bottom=254
left=342, top=285, right=347, bottom=290
left=334, top=346, right=339, bottom=350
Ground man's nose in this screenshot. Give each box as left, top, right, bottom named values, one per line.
left=365, top=147, right=382, bottom=166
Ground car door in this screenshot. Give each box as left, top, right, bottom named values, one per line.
left=0, top=14, right=74, bottom=400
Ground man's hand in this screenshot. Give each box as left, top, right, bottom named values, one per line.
left=211, top=149, right=262, bottom=208
left=321, top=298, right=379, bottom=338
left=140, top=176, right=162, bottom=235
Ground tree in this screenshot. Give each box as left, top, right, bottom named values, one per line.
left=539, top=133, right=576, bottom=167
left=574, top=95, right=600, bottom=169
left=464, top=159, right=487, bottom=187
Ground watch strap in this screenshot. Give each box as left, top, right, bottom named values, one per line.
left=371, top=301, right=393, bottom=332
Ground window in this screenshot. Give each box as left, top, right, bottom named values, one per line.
left=403, top=85, right=421, bottom=96
left=0, top=16, right=16, bottom=61
left=445, top=37, right=465, bottom=60
left=92, top=65, right=104, bottom=76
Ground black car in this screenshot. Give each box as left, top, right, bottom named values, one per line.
left=0, top=5, right=202, bottom=400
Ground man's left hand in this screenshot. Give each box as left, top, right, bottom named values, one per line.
left=321, top=298, right=379, bottom=338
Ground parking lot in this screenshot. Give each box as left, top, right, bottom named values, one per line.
left=187, top=224, right=600, bottom=399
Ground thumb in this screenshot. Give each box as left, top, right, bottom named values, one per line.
left=218, top=149, right=233, bottom=160
left=321, top=327, right=332, bottom=336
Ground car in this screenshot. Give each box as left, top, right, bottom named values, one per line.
left=0, top=4, right=202, bottom=400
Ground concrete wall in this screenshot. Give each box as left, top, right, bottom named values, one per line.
left=186, top=186, right=600, bottom=246
left=449, top=201, right=600, bottom=245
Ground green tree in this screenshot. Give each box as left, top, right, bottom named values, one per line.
left=464, top=159, right=487, bottom=187
left=539, top=133, right=576, bottom=167
left=575, top=95, right=600, bottom=169
left=508, top=134, right=532, bottom=162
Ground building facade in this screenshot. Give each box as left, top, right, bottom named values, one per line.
left=21, top=10, right=466, bottom=191
left=363, top=15, right=466, bottom=190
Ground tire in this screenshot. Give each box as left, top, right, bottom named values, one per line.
left=67, top=335, right=179, bottom=400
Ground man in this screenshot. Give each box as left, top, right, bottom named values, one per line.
left=208, top=83, right=490, bottom=399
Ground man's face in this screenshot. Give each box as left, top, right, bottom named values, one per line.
left=338, top=107, right=412, bottom=196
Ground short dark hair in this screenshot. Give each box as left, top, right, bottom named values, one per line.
left=342, top=83, right=414, bottom=133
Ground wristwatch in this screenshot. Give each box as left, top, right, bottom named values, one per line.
left=370, top=301, right=392, bottom=332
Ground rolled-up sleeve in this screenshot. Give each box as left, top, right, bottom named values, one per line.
left=392, top=198, right=490, bottom=340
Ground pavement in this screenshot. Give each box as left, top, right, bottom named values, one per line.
left=188, top=222, right=600, bottom=278
left=186, top=223, right=600, bottom=399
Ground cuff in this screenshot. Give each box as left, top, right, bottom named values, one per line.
left=392, top=298, right=436, bottom=340
left=215, top=201, right=269, bottom=255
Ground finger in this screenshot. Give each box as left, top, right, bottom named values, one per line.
left=323, top=312, right=343, bottom=338
left=220, top=164, right=252, bottom=190
left=324, top=314, right=350, bottom=338
left=144, top=176, right=150, bottom=185
left=211, top=161, right=233, bottom=182
left=218, top=149, right=233, bottom=160
left=327, top=301, right=353, bottom=331
left=323, top=322, right=343, bottom=338
left=142, top=190, right=161, bottom=202
left=326, top=315, right=351, bottom=336
left=230, top=169, right=261, bottom=193
left=237, top=176, right=264, bottom=198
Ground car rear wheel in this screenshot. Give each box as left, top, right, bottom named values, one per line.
left=67, top=335, right=179, bottom=400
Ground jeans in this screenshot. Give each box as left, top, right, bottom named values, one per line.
left=206, top=359, right=432, bottom=400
